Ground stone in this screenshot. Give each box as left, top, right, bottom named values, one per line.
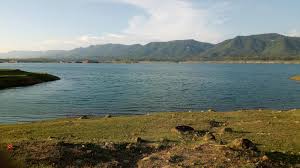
left=154, top=143, right=166, bottom=150
left=203, top=132, right=216, bottom=141
left=47, top=136, right=55, bottom=140
left=159, top=138, right=169, bottom=143
left=79, top=115, right=89, bottom=119
left=209, top=120, right=223, bottom=127
left=172, top=125, right=194, bottom=134
left=126, top=143, right=136, bottom=150
left=208, top=109, right=216, bottom=112
left=219, top=127, right=233, bottom=134
left=135, top=137, right=146, bottom=143
left=142, top=156, right=151, bottom=161
left=261, top=155, right=269, bottom=161
left=104, top=142, right=116, bottom=150
left=229, top=138, right=257, bottom=151
left=193, top=130, right=209, bottom=137
left=105, top=114, right=112, bottom=118
left=168, top=155, right=184, bottom=163
left=75, top=159, right=82, bottom=166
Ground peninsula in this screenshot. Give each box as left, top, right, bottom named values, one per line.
left=291, top=75, right=300, bottom=81
left=0, top=69, right=60, bottom=90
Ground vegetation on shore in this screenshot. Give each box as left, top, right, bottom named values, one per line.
left=0, top=109, right=299, bottom=167
left=290, top=75, right=300, bottom=81
left=0, top=69, right=60, bottom=90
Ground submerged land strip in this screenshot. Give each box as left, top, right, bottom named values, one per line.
left=0, top=69, right=60, bottom=90
left=0, top=109, right=299, bottom=167
left=290, top=75, right=300, bottom=81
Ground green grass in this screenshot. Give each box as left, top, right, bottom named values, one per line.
left=0, top=69, right=60, bottom=89
left=1, top=110, right=299, bottom=154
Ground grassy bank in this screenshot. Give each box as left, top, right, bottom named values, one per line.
left=0, top=69, right=60, bottom=90
left=0, top=109, right=299, bottom=167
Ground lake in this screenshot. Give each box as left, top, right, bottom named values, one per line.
left=0, top=63, right=299, bottom=123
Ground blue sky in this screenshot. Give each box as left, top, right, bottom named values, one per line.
left=0, top=0, right=300, bottom=52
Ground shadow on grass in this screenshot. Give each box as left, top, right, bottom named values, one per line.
left=5, top=141, right=163, bottom=168
left=266, top=151, right=300, bottom=165
left=233, top=130, right=251, bottom=134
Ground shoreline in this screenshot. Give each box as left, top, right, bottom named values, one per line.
left=1, top=108, right=299, bottom=125
left=179, top=60, right=300, bottom=64
left=1, top=108, right=299, bottom=126
left=2, top=60, right=300, bottom=64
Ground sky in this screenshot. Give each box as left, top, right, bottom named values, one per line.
left=0, top=0, right=300, bottom=52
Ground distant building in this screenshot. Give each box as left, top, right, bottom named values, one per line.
left=81, top=60, right=89, bottom=64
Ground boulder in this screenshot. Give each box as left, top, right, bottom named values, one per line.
left=209, top=120, right=223, bottom=127
left=126, top=143, right=136, bottom=150
left=105, top=114, right=112, bottom=118
left=47, top=136, right=55, bottom=140
left=135, top=137, right=146, bottom=143
left=193, top=130, right=209, bottom=137
left=219, top=127, right=233, bottom=134
left=168, top=155, right=184, bottom=163
left=79, top=115, right=89, bottom=119
left=228, top=138, right=257, bottom=151
left=104, top=142, right=116, bottom=150
left=203, top=132, right=216, bottom=142
left=261, top=155, right=269, bottom=161
left=172, top=125, right=194, bottom=134
left=159, top=138, right=169, bottom=143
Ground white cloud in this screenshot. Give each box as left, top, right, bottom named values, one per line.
left=286, top=29, right=300, bottom=37
left=122, top=0, right=221, bottom=42
left=34, top=0, right=229, bottom=51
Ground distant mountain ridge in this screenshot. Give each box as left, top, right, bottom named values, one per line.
left=1, top=33, right=300, bottom=61
left=63, top=39, right=214, bottom=61
left=197, top=33, right=300, bottom=61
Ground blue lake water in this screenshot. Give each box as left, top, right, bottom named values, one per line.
left=0, top=63, right=299, bottom=123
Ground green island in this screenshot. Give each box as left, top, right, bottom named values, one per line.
left=0, top=69, right=60, bottom=90
left=0, top=109, right=299, bottom=167
left=290, top=75, right=300, bottom=81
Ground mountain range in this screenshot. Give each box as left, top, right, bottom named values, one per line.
left=1, top=33, right=300, bottom=62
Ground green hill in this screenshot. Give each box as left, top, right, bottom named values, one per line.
left=197, top=33, right=300, bottom=61
left=1, top=33, right=300, bottom=62
left=62, top=40, right=214, bottom=61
